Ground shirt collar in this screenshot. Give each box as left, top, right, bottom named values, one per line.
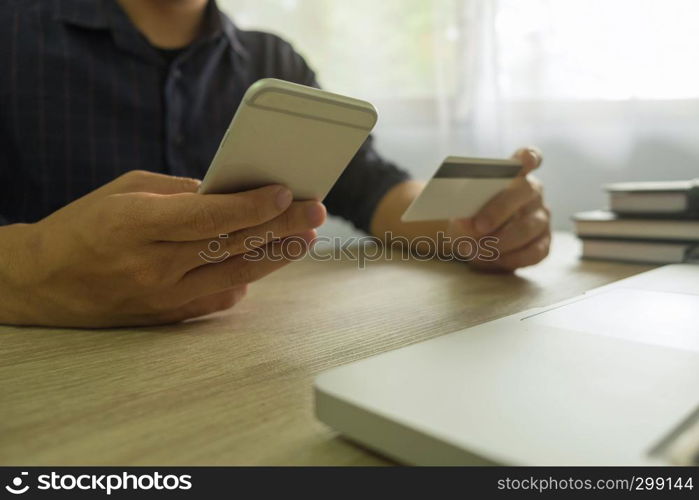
left=202, top=0, right=250, bottom=60
left=54, top=0, right=249, bottom=61
left=54, top=0, right=110, bottom=30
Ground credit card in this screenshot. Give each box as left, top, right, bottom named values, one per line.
left=401, top=156, right=522, bottom=222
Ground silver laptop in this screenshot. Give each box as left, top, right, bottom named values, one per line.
left=314, top=264, right=699, bottom=465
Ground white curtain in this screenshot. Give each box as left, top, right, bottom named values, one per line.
left=218, top=0, right=699, bottom=235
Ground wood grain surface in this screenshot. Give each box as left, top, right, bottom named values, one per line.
left=0, top=232, right=654, bottom=465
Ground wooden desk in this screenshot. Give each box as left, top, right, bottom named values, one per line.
left=0, top=232, right=653, bottom=465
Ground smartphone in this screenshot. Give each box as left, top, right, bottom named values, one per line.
left=199, top=79, right=378, bottom=200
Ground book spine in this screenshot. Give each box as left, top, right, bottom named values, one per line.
left=687, top=186, right=699, bottom=217
left=685, top=243, right=699, bottom=263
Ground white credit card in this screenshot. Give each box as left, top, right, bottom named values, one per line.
left=401, top=156, right=522, bottom=222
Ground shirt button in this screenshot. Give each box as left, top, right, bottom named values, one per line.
left=174, top=134, right=184, bottom=145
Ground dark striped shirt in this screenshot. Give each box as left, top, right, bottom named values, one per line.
left=0, top=0, right=409, bottom=232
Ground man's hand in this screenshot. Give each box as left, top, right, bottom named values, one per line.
left=0, top=171, right=326, bottom=327
left=447, top=147, right=551, bottom=271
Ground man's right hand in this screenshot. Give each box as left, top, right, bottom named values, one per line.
left=0, top=170, right=326, bottom=328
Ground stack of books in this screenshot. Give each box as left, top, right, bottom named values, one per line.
left=573, top=179, right=699, bottom=264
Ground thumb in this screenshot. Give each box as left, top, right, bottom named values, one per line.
left=101, top=170, right=202, bottom=196
left=512, top=146, right=543, bottom=177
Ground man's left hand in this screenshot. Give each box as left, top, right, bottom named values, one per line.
left=447, top=147, right=551, bottom=271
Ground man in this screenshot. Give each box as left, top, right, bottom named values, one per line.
left=0, top=0, right=550, bottom=327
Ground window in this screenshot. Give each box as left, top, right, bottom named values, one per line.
left=218, top=0, right=460, bottom=100
left=496, top=0, right=699, bottom=100
left=220, top=0, right=699, bottom=102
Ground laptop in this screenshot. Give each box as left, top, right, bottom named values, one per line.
left=314, top=264, right=699, bottom=465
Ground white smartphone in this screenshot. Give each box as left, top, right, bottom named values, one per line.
left=199, top=79, right=378, bottom=200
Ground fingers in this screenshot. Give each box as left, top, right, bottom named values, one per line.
left=99, top=170, right=202, bottom=196
left=474, top=231, right=551, bottom=272
left=512, top=146, right=543, bottom=176
left=519, top=191, right=547, bottom=216
left=160, top=286, right=249, bottom=323
left=490, top=207, right=550, bottom=254
left=469, top=147, right=542, bottom=233
left=173, top=201, right=326, bottom=271
left=174, top=230, right=317, bottom=302
left=146, top=285, right=248, bottom=324
left=473, top=176, right=543, bottom=234
left=117, top=185, right=294, bottom=242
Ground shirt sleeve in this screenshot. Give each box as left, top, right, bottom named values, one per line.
left=262, top=35, right=411, bottom=234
